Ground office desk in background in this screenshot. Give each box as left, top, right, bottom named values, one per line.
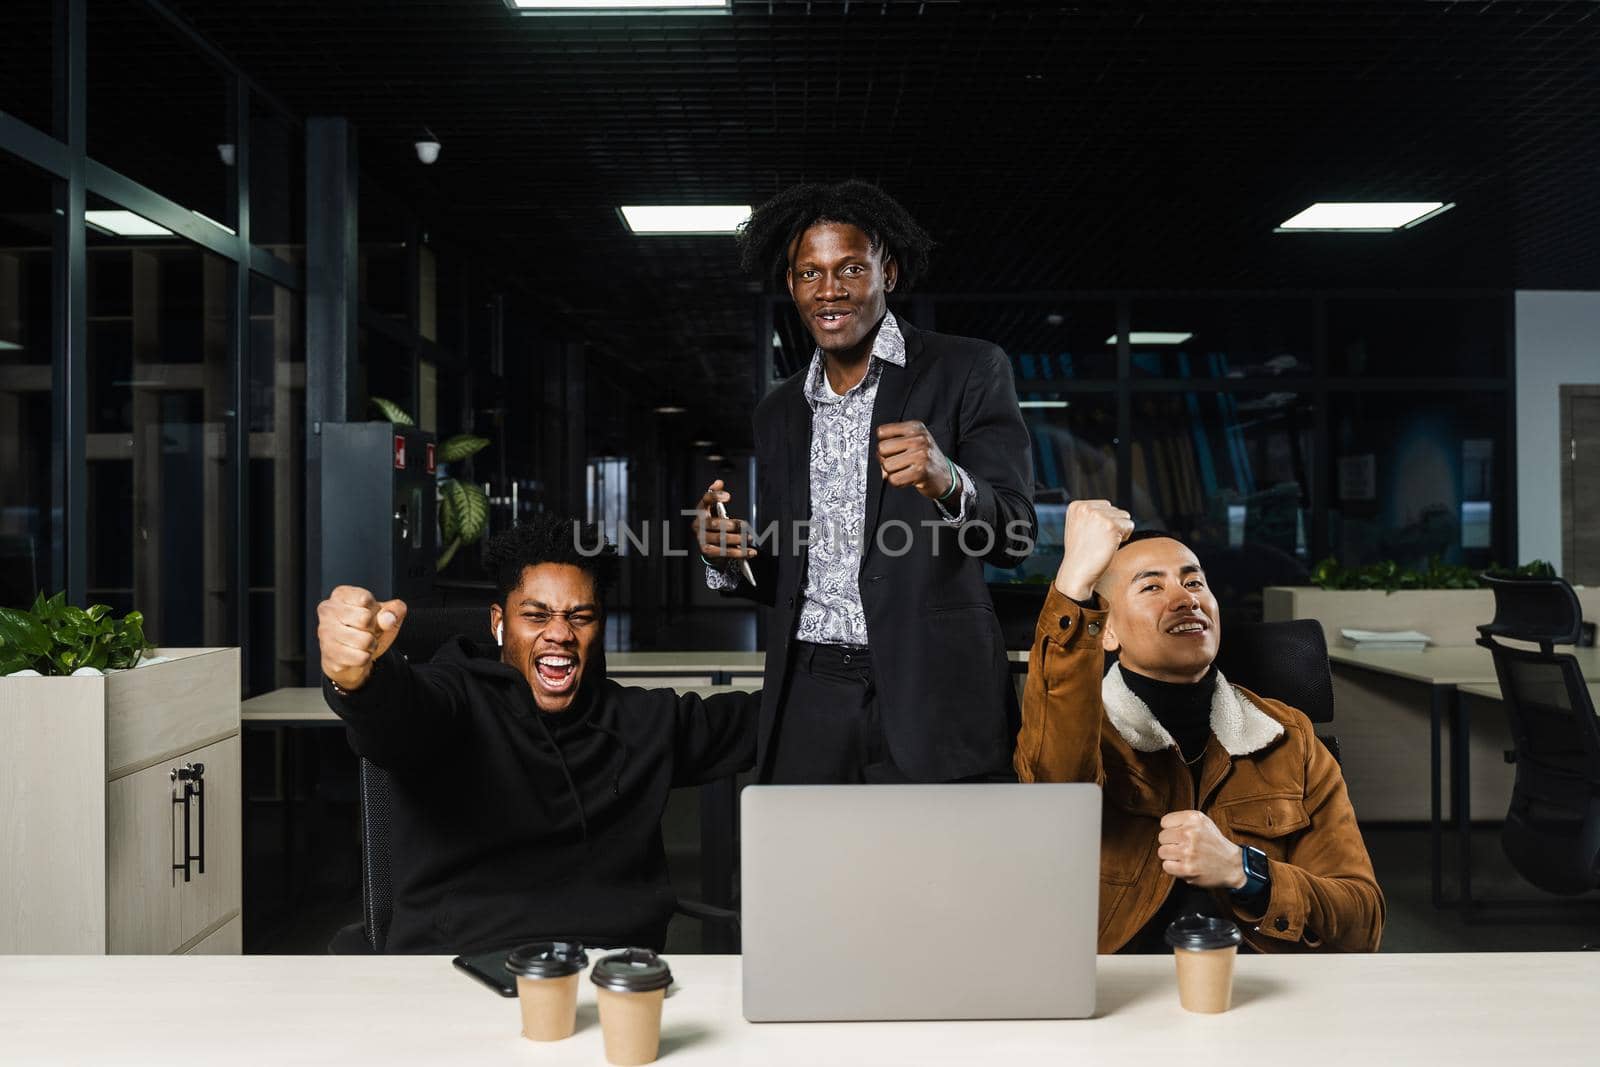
left=2, top=953, right=1593, bottom=1064
left=1327, top=645, right=1600, bottom=911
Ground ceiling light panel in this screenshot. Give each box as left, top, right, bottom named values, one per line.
left=619, top=205, right=750, bottom=235
left=1275, top=202, right=1454, bottom=232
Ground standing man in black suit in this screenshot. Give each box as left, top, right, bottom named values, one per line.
left=692, top=180, right=1036, bottom=784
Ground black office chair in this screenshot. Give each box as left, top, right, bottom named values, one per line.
left=1475, top=575, right=1600, bottom=899
left=328, top=606, right=740, bottom=953
left=1216, top=618, right=1340, bottom=763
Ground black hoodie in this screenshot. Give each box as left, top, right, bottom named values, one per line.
left=323, top=637, right=757, bottom=954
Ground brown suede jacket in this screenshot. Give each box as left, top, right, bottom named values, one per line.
left=1014, top=585, right=1385, bottom=954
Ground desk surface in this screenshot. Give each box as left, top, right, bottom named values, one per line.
left=1328, top=644, right=1600, bottom=686
left=1, top=953, right=1593, bottom=1065
left=1457, top=679, right=1600, bottom=707
left=242, top=682, right=759, bottom=724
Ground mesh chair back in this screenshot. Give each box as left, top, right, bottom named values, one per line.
left=357, top=758, right=396, bottom=952
left=1477, top=583, right=1600, bottom=895
left=1215, top=619, right=1334, bottom=725
left=393, top=604, right=496, bottom=664
left=1478, top=574, right=1583, bottom=651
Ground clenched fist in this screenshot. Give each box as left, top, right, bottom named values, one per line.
left=875, top=421, right=956, bottom=501
left=317, top=585, right=408, bottom=693
left=1054, top=499, right=1135, bottom=601
left=1157, top=810, right=1247, bottom=891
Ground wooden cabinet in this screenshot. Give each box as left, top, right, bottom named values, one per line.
left=0, top=648, right=242, bottom=954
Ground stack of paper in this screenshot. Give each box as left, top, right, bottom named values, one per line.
left=1340, top=628, right=1431, bottom=652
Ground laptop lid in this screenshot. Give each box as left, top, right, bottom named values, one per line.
left=740, top=783, right=1101, bottom=1022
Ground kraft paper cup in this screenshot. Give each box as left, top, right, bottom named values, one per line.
left=591, top=949, right=673, bottom=1066
left=505, top=941, right=588, bottom=1041
left=1164, top=915, right=1242, bottom=1013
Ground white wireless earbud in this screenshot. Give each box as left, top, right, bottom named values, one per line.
left=495, top=622, right=503, bottom=646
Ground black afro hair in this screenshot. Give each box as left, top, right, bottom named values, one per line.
left=480, top=513, right=619, bottom=607
left=737, top=179, right=935, bottom=290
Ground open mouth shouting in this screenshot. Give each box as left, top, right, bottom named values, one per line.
left=533, top=653, right=580, bottom=695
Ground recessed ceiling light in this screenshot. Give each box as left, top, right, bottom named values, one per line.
left=85, top=210, right=173, bottom=238
left=691, top=439, right=714, bottom=448
left=705, top=453, right=725, bottom=462
left=619, top=205, right=750, bottom=235
left=1019, top=400, right=1070, bottom=409
left=0, top=339, right=22, bottom=351
left=1275, top=201, right=1454, bottom=233
left=654, top=405, right=687, bottom=415
left=1105, top=332, right=1194, bottom=346
left=507, top=0, right=727, bottom=11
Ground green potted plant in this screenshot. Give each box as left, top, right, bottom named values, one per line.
left=1264, top=557, right=1588, bottom=648
left=370, top=397, right=491, bottom=570
left=0, top=592, right=153, bottom=677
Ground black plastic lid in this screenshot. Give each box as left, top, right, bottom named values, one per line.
left=590, top=949, right=672, bottom=993
left=1164, top=914, right=1242, bottom=952
left=504, top=941, right=588, bottom=979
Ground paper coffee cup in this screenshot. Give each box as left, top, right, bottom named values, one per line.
left=591, top=949, right=673, bottom=1066
left=505, top=941, right=588, bottom=1041
left=1164, top=915, right=1242, bottom=1014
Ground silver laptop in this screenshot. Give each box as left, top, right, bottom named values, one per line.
left=740, top=783, right=1101, bottom=1022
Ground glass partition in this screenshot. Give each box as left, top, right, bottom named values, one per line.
left=0, top=152, right=59, bottom=606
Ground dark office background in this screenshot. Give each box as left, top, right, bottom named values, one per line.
left=3, top=0, right=1598, bottom=952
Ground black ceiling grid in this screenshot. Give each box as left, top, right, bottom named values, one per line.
left=58, top=0, right=1600, bottom=427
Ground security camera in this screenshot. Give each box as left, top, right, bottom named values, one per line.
left=414, top=137, right=441, bottom=165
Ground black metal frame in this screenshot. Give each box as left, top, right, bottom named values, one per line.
left=2, top=0, right=305, bottom=685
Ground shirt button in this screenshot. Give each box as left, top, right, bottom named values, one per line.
left=1086, top=621, right=1102, bottom=636
left=1274, top=917, right=1289, bottom=932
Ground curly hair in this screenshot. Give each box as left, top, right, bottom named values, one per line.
left=737, top=180, right=935, bottom=290
left=480, top=514, right=619, bottom=606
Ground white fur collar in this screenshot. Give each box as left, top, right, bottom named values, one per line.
left=1101, top=664, right=1285, bottom=757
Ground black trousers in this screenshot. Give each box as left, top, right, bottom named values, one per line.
left=765, top=642, right=909, bottom=784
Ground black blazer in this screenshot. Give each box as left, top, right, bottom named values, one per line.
left=738, top=316, right=1036, bottom=781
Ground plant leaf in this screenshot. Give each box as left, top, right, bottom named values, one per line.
left=438, top=477, right=463, bottom=544
left=0, top=607, right=51, bottom=657
left=439, top=435, right=490, bottom=462
left=436, top=537, right=462, bottom=571
left=456, top=482, right=490, bottom=545
left=369, top=396, right=415, bottom=426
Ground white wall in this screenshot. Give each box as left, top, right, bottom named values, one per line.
left=1514, top=290, right=1600, bottom=570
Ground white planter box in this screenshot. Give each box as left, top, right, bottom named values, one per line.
left=0, top=647, right=241, bottom=954
left=1263, top=585, right=1600, bottom=647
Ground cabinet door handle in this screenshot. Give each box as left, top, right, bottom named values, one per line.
left=171, top=762, right=207, bottom=882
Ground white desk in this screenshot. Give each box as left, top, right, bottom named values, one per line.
left=1458, top=680, right=1600, bottom=707
left=1328, top=644, right=1600, bottom=686
left=1, top=953, right=1593, bottom=1064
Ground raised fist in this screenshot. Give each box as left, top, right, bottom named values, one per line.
left=1054, top=500, right=1134, bottom=601
left=317, top=585, right=408, bottom=693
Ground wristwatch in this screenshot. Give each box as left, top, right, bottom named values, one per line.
left=1235, top=845, right=1271, bottom=900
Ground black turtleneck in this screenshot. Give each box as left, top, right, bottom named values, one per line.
left=1117, top=663, right=1237, bottom=953
left=1120, top=663, right=1218, bottom=764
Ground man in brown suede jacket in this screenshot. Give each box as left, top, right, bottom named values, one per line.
left=1015, top=500, right=1384, bottom=954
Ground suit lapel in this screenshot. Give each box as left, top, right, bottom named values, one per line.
left=862, top=318, right=933, bottom=551
left=784, top=379, right=811, bottom=522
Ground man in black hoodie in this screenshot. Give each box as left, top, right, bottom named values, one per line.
left=317, top=516, right=757, bottom=954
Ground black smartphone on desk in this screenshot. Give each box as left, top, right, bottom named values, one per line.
left=452, top=950, right=517, bottom=997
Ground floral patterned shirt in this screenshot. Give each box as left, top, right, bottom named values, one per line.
left=706, top=312, right=975, bottom=646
